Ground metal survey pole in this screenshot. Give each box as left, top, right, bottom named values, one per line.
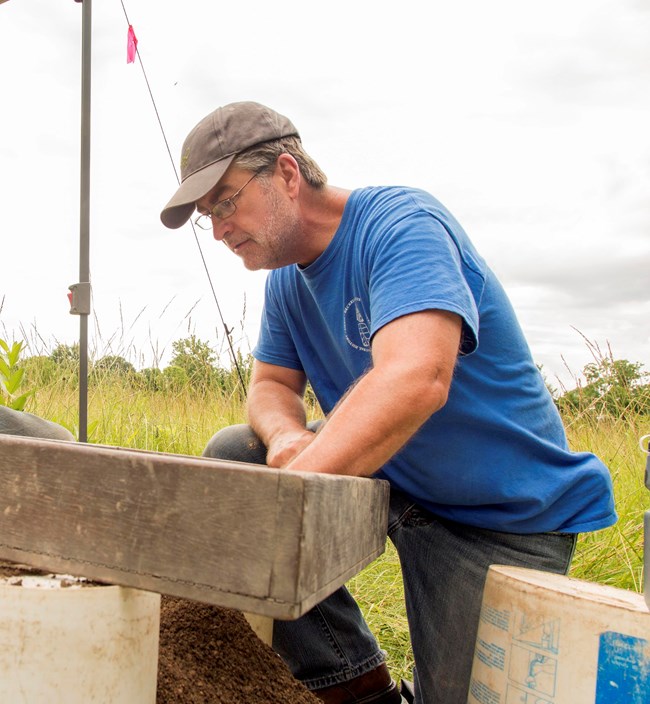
left=69, top=0, right=92, bottom=443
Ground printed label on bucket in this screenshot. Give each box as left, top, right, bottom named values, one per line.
left=469, top=602, right=562, bottom=704
left=596, top=631, right=650, bottom=703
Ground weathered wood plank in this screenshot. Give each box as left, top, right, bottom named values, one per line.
left=0, top=435, right=389, bottom=619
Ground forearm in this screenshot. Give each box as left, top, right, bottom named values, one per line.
left=285, top=364, right=448, bottom=476
left=247, top=377, right=308, bottom=447
left=246, top=363, right=317, bottom=468
left=284, top=310, right=461, bottom=476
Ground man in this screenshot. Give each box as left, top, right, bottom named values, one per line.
left=160, top=101, right=617, bottom=704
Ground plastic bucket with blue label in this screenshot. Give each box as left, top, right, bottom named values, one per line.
left=468, top=565, right=649, bottom=704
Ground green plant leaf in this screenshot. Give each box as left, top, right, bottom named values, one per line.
left=5, top=367, right=25, bottom=394
left=7, top=341, right=23, bottom=366
left=9, top=391, right=33, bottom=411
left=0, top=338, right=38, bottom=407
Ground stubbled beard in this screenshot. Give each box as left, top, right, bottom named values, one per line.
left=246, top=185, right=302, bottom=270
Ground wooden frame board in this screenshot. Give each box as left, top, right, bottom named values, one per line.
left=0, top=435, right=389, bottom=619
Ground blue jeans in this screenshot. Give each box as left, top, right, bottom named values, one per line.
left=203, top=424, right=577, bottom=704
left=0, top=406, right=74, bottom=441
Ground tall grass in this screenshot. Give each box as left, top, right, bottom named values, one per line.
left=13, top=345, right=650, bottom=686
left=564, top=412, right=648, bottom=592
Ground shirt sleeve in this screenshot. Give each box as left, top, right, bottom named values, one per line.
left=253, top=272, right=305, bottom=371
left=364, top=206, right=481, bottom=355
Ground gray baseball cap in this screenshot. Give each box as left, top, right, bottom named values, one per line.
left=160, top=101, right=299, bottom=229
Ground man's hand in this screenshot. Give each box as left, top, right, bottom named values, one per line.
left=266, top=428, right=316, bottom=468
left=246, top=361, right=313, bottom=468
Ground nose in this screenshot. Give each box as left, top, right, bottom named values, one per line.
left=211, top=218, right=232, bottom=242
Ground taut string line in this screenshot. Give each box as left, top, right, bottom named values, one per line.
left=118, top=0, right=248, bottom=396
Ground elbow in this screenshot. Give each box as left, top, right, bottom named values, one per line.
left=422, top=377, right=451, bottom=416
left=404, top=370, right=452, bottom=423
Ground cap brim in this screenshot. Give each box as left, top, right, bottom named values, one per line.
left=160, top=155, right=236, bottom=229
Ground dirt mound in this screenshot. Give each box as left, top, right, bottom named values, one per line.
left=157, top=596, right=320, bottom=704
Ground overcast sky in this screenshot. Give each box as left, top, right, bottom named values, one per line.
left=1, top=0, right=648, bottom=391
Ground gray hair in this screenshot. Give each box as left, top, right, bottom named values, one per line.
left=233, top=136, right=327, bottom=188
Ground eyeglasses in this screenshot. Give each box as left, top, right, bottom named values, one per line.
left=194, top=171, right=259, bottom=230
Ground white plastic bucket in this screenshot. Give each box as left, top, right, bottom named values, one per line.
left=468, top=565, right=650, bottom=704
left=0, top=576, right=160, bottom=703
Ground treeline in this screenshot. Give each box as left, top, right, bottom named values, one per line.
left=553, top=358, right=650, bottom=418
left=4, top=335, right=649, bottom=418
left=19, top=336, right=251, bottom=397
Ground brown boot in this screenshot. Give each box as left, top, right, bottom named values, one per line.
left=312, top=663, right=403, bottom=703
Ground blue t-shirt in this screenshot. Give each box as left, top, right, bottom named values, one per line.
left=254, top=186, right=617, bottom=534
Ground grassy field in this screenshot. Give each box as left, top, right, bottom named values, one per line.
left=19, top=368, right=650, bottom=685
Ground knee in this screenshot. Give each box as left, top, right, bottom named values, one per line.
left=202, top=424, right=267, bottom=465
left=0, top=407, right=75, bottom=442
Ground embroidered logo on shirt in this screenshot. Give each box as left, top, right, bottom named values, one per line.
left=344, top=297, right=371, bottom=352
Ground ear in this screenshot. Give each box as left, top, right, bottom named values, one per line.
left=274, top=153, right=301, bottom=198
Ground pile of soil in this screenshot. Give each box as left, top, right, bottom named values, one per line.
left=157, top=596, right=321, bottom=704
